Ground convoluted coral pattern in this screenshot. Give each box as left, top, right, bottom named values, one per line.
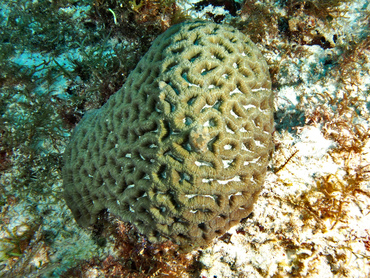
left=63, top=21, right=274, bottom=250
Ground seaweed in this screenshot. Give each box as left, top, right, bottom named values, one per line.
left=233, top=0, right=279, bottom=44
left=0, top=223, right=61, bottom=278
left=3, top=0, right=84, bottom=55
left=61, top=220, right=201, bottom=277
left=90, top=0, right=188, bottom=42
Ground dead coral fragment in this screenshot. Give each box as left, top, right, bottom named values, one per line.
left=189, top=125, right=211, bottom=153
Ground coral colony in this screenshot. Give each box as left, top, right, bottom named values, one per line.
left=63, top=21, right=274, bottom=251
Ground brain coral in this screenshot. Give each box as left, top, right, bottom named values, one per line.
left=63, top=21, right=274, bottom=251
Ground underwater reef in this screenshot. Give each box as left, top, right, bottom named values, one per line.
left=0, top=0, right=369, bottom=277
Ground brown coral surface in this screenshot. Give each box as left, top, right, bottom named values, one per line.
left=63, top=21, right=274, bottom=251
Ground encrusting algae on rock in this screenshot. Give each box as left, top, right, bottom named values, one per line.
left=62, top=21, right=274, bottom=251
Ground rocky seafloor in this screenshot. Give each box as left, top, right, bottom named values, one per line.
left=0, top=0, right=369, bottom=277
